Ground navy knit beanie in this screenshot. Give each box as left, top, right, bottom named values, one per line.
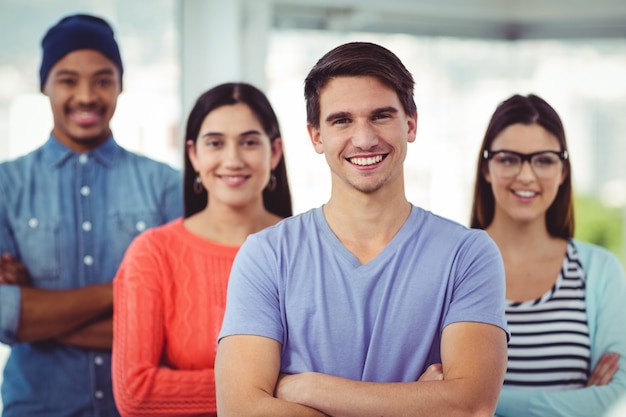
left=39, top=14, right=123, bottom=90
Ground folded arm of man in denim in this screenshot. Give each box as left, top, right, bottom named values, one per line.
left=0, top=14, right=182, bottom=416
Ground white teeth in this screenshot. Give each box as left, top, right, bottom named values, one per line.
left=349, top=155, right=383, bottom=166
left=223, top=176, right=244, bottom=181
left=515, top=190, right=536, bottom=197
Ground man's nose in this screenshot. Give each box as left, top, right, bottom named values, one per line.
left=351, top=121, right=379, bottom=150
left=75, top=81, right=96, bottom=104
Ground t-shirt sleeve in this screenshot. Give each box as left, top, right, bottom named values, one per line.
left=218, top=232, right=284, bottom=344
left=443, top=230, right=510, bottom=340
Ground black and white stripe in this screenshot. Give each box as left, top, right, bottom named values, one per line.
left=504, top=241, right=590, bottom=390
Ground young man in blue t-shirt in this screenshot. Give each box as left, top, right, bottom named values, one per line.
left=216, top=41, right=508, bottom=417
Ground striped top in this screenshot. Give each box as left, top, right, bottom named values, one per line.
left=504, top=240, right=591, bottom=390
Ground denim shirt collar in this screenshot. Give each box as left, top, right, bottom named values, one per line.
left=42, top=133, right=122, bottom=168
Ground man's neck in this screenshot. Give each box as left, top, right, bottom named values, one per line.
left=322, top=188, right=411, bottom=264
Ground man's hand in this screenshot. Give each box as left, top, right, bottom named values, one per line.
left=587, top=352, right=619, bottom=386
left=417, top=363, right=444, bottom=382
left=275, top=373, right=309, bottom=404
left=0, top=253, right=32, bottom=286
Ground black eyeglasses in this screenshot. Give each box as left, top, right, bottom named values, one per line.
left=483, top=149, right=568, bottom=179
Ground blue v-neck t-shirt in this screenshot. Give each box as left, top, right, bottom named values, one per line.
left=219, top=205, right=508, bottom=382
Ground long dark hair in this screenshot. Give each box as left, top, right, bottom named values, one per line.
left=470, top=93, right=573, bottom=238
left=183, top=82, right=292, bottom=218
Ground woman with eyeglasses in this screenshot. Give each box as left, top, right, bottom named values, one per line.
left=470, top=93, right=626, bottom=417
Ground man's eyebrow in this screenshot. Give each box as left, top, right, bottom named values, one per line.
left=93, top=68, right=116, bottom=77
left=324, top=106, right=400, bottom=123
left=51, top=69, right=78, bottom=77
left=371, top=106, right=399, bottom=115
left=52, top=68, right=116, bottom=78
left=325, top=111, right=351, bottom=123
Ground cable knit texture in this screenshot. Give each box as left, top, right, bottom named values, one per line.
left=113, top=218, right=238, bottom=416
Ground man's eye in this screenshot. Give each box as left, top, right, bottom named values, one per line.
left=333, top=118, right=350, bottom=125
left=96, top=78, right=114, bottom=88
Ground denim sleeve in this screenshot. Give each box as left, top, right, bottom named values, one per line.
left=0, top=167, right=17, bottom=257
left=0, top=166, right=22, bottom=344
left=0, top=285, right=21, bottom=344
left=161, top=167, right=183, bottom=222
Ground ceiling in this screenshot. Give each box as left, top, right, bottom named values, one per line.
left=272, top=0, right=626, bottom=40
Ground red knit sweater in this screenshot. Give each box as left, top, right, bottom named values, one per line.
left=112, top=218, right=239, bottom=416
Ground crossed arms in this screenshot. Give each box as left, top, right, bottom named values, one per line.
left=215, top=321, right=508, bottom=417
left=0, top=253, right=113, bottom=349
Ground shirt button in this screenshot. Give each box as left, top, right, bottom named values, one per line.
left=94, top=355, right=103, bottom=365
left=80, top=186, right=91, bottom=196
left=94, top=390, right=104, bottom=399
left=82, top=221, right=92, bottom=232
left=79, top=154, right=89, bottom=164
left=28, top=218, right=38, bottom=228
left=83, top=255, right=94, bottom=266
left=135, top=221, right=147, bottom=232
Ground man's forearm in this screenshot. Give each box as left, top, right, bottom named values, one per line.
left=17, top=282, right=113, bottom=342
left=57, top=316, right=113, bottom=350
left=276, top=372, right=496, bottom=417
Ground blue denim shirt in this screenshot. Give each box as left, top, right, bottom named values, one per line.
left=0, top=135, right=183, bottom=416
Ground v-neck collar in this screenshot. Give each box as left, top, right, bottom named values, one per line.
left=312, top=205, right=419, bottom=270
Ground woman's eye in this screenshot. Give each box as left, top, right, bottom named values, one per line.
left=534, top=156, right=558, bottom=166
left=205, top=140, right=222, bottom=147
left=496, top=155, right=519, bottom=165
left=242, top=138, right=261, bottom=147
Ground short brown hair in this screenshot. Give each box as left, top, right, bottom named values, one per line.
left=304, top=42, right=416, bottom=129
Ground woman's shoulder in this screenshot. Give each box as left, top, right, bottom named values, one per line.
left=572, top=239, right=626, bottom=289
left=127, top=218, right=184, bottom=250
left=572, top=239, right=621, bottom=265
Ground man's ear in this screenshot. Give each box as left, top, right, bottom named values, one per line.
left=307, top=124, right=324, bottom=155
left=407, top=112, right=418, bottom=144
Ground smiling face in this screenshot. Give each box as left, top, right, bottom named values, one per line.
left=187, top=103, right=283, bottom=211
left=307, top=76, right=417, bottom=195
left=42, top=49, right=121, bottom=152
left=485, top=123, right=567, bottom=227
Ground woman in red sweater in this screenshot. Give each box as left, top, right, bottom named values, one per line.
left=112, top=83, right=292, bottom=416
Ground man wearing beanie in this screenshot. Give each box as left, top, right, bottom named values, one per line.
left=0, top=14, right=182, bottom=416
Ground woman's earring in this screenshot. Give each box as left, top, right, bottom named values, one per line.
left=267, top=172, right=277, bottom=192
left=194, top=173, right=204, bottom=194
